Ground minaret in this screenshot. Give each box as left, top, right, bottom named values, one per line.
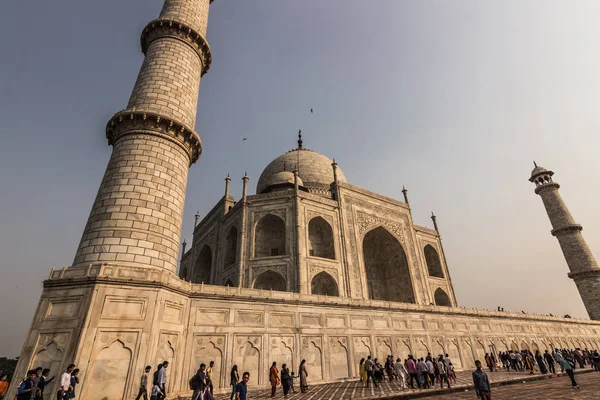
left=72, top=0, right=214, bottom=273
left=530, top=163, right=600, bottom=320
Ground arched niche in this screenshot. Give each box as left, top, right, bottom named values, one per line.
left=194, top=245, right=212, bottom=284
left=362, top=227, right=414, bottom=303
left=424, top=244, right=444, bottom=278
left=253, top=270, right=286, bottom=291
left=308, top=217, right=335, bottom=259
left=85, top=340, right=132, bottom=400
left=224, top=226, right=238, bottom=266
left=434, top=288, right=451, bottom=306
left=254, top=214, right=286, bottom=257
left=224, top=279, right=234, bottom=287
left=311, top=271, right=339, bottom=296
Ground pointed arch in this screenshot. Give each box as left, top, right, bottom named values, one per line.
left=33, top=341, right=63, bottom=393
left=85, top=340, right=132, bottom=400
left=224, top=226, right=238, bottom=266
left=434, top=288, right=452, bottom=306
left=253, top=270, right=286, bottom=291
left=424, top=244, right=444, bottom=278
left=362, top=226, right=414, bottom=303
left=194, top=245, right=212, bottom=284
left=311, top=271, right=339, bottom=296
left=224, top=279, right=234, bottom=287
left=308, top=217, right=335, bottom=259
left=255, top=214, right=286, bottom=257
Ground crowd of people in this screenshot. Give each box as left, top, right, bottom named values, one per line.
left=358, top=353, right=456, bottom=390
left=3, top=345, right=599, bottom=399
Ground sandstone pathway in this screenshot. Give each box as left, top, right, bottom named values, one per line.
left=211, top=369, right=589, bottom=400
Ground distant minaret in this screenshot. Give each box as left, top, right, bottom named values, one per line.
left=72, top=0, right=214, bottom=273
left=530, top=163, right=600, bottom=320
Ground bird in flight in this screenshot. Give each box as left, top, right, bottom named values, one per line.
left=242, top=138, right=247, bottom=141
left=310, top=108, right=313, bottom=113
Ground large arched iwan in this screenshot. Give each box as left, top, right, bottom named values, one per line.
left=362, top=227, right=414, bottom=303
left=253, top=270, right=286, bottom=291
left=434, top=288, right=451, bottom=306
left=424, top=244, right=444, bottom=278
left=194, top=245, right=212, bottom=284
left=311, top=271, right=339, bottom=296
left=308, top=217, right=335, bottom=259
left=254, top=214, right=286, bottom=257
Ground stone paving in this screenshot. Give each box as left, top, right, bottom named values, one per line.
left=212, top=369, right=561, bottom=400
left=418, top=370, right=600, bottom=399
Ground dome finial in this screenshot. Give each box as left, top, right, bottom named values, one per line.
left=283, top=162, right=287, bottom=172
left=297, top=129, right=303, bottom=150
left=533, top=161, right=538, bottom=168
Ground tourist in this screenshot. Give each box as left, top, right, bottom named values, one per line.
left=515, top=351, right=523, bottom=371
left=280, top=364, right=291, bottom=397
left=394, top=358, right=407, bottom=390
left=524, top=352, right=535, bottom=375
left=206, top=361, right=214, bottom=395
left=289, top=372, right=297, bottom=393
left=558, top=357, right=579, bottom=389
left=444, top=354, right=452, bottom=369
left=553, top=349, right=564, bottom=372
left=152, top=364, right=163, bottom=400
left=269, top=361, right=279, bottom=397
left=373, top=359, right=383, bottom=384
left=158, top=361, right=168, bottom=399
left=425, top=357, right=435, bottom=388
left=150, top=379, right=164, bottom=400
left=405, top=355, right=417, bottom=389
left=0, top=374, right=9, bottom=399
left=472, top=360, right=491, bottom=400
left=534, top=350, right=547, bottom=374
left=592, top=351, right=600, bottom=372
left=58, top=364, right=75, bottom=400
left=37, top=368, right=54, bottom=400
left=229, top=365, right=239, bottom=400
left=68, top=369, right=79, bottom=399
left=235, top=372, right=249, bottom=400
left=135, top=365, right=152, bottom=400
left=416, top=358, right=428, bottom=388
left=447, top=362, right=456, bottom=384
left=299, top=359, right=308, bottom=392
left=358, top=358, right=366, bottom=387
left=364, top=356, right=376, bottom=388
left=437, top=356, right=450, bottom=389
left=191, top=363, right=208, bottom=400
left=33, top=367, right=43, bottom=397
left=17, top=370, right=39, bottom=400
left=544, top=350, right=555, bottom=374
left=484, top=353, right=494, bottom=372
left=385, top=356, right=394, bottom=382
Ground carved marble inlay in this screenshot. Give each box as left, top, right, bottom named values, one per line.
left=356, top=211, right=404, bottom=242
left=308, top=265, right=339, bottom=280
left=306, top=209, right=335, bottom=226
left=253, top=209, right=286, bottom=223
left=251, top=264, right=287, bottom=280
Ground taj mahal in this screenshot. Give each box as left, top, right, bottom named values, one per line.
left=8, top=0, right=600, bottom=399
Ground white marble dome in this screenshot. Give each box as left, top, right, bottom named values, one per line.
left=257, top=149, right=346, bottom=194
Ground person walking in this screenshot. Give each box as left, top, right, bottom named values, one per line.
left=58, top=364, right=75, bottom=400
left=37, top=368, right=54, bottom=400
left=269, top=362, right=280, bottom=397
left=17, top=370, right=39, bottom=400
left=158, top=361, right=168, bottom=400
left=206, top=361, right=214, bottom=395
left=394, top=358, right=407, bottom=390
left=235, top=372, right=250, bottom=400
left=425, top=357, right=435, bottom=388
left=280, top=364, right=291, bottom=397
left=558, top=358, right=579, bottom=389
left=358, top=358, right=366, bottom=387
left=191, top=364, right=208, bottom=400
left=0, top=374, right=9, bottom=400
left=405, top=356, right=417, bottom=389
left=416, top=358, right=428, bottom=388
left=484, top=353, right=494, bottom=372
left=544, top=350, right=556, bottom=374
left=229, top=365, right=239, bottom=400
left=364, top=356, right=376, bottom=388
left=447, top=362, right=456, bottom=384
left=150, top=381, right=164, bottom=400
left=135, top=366, right=152, bottom=400
left=534, top=350, right=547, bottom=374
left=524, top=352, right=535, bottom=375
left=299, top=359, right=308, bottom=393
left=67, top=369, right=79, bottom=399
left=472, top=360, right=491, bottom=400
left=437, top=356, right=450, bottom=389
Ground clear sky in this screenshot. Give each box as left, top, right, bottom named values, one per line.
left=1, top=0, right=600, bottom=357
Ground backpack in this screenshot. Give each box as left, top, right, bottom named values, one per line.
left=153, top=370, right=160, bottom=386
left=189, top=374, right=199, bottom=390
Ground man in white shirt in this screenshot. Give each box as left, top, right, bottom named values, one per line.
left=58, top=364, right=75, bottom=400
left=157, top=361, right=169, bottom=399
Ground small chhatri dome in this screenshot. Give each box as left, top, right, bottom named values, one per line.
left=257, top=148, right=346, bottom=194
left=529, top=161, right=553, bottom=182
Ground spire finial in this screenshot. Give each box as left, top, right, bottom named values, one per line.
left=283, top=162, right=287, bottom=172
left=533, top=161, right=538, bottom=168
left=402, top=186, right=409, bottom=205
left=297, top=129, right=303, bottom=149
